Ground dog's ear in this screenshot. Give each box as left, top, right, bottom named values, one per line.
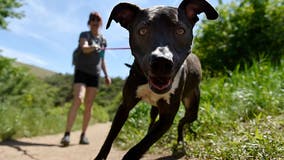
left=178, top=0, right=218, bottom=24
left=106, top=3, right=141, bottom=30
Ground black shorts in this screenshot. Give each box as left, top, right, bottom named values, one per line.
left=74, top=69, right=99, bottom=87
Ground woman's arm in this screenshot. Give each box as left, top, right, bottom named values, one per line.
left=101, top=58, right=111, bottom=86
left=79, top=37, right=99, bottom=54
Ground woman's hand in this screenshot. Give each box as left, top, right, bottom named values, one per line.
left=105, top=76, right=112, bottom=86
left=80, top=38, right=100, bottom=54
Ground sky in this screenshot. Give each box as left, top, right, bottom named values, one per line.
left=0, top=0, right=222, bottom=79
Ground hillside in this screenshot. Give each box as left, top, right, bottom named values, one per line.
left=14, top=61, right=57, bottom=79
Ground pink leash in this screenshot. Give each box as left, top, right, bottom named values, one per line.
left=103, top=47, right=130, bottom=50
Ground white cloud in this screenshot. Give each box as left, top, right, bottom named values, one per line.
left=25, top=0, right=82, bottom=33
left=6, top=2, right=88, bottom=58
left=0, top=46, right=48, bottom=67
left=9, top=0, right=83, bottom=49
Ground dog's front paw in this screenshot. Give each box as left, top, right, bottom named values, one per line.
left=93, top=155, right=106, bottom=160
left=122, top=152, right=141, bottom=160
left=172, top=141, right=186, bottom=158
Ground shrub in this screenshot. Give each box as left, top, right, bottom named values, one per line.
left=193, top=0, right=284, bottom=75
left=0, top=57, right=59, bottom=140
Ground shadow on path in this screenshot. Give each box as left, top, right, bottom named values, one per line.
left=0, top=139, right=59, bottom=147
left=0, top=139, right=60, bottom=160
left=154, top=150, right=186, bottom=160
left=155, top=155, right=185, bottom=160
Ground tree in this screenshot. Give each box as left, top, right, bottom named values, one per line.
left=0, top=0, right=24, bottom=29
left=193, top=0, right=284, bottom=75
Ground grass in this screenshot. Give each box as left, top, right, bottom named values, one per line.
left=0, top=102, right=109, bottom=141
left=115, top=59, right=284, bottom=159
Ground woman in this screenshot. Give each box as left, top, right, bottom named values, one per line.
left=61, top=12, right=111, bottom=146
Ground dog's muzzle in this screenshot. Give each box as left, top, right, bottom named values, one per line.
left=148, top=52, right=174, bottom=94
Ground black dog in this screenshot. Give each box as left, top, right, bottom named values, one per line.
left=95, top=0, right=218, bottom=159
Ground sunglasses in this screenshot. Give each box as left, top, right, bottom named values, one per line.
left=91, top=17, right=100, bottom=22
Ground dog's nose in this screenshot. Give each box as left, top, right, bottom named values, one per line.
left=150, top=55, right=173, bottom=75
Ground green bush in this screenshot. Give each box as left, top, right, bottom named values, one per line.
left=93, top=102, right=110, bottom=122
left=0, top=57, right=60, bottom=140
left=96, top=77, right=124, bottom=108
left=106, top=92, right=122, bottom=120
left=44, top=73, right=73, bottom=106
left=193, top=0, right=284, bottom=75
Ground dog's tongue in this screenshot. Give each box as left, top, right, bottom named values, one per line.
left=149, top=77, right=172, bottom=91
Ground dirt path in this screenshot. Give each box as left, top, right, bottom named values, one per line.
left=0, top=123, right=177, bottom=160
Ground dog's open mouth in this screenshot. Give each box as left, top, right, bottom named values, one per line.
left=149, top=76, right=172, bottom=94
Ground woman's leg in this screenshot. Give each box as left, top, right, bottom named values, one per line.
left=65, top=83, right=86, bottom=132
left=82, top=86, right=97, bottom=134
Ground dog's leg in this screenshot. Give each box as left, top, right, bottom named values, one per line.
left=122, top=101, right=180, bottom=160
left=94, top=75, right=141, bottom=160
left=148, top=106, right=158, bottom=133
left=178, top=87, right=200, bottom=143
left=95, top=104, right=135, bottom=160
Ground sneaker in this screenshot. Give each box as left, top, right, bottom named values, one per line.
left=79, top=136, right=89, bottom=145
left=60, top=135, right=70, bottom=146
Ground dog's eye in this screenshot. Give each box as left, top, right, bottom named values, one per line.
left=176, top=27, right=185, bottom=35
left=138, top=27, right=148, bottom=36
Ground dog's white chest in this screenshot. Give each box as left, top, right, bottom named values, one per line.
left=136, top=84, right=171, bottom=106
left=136, top=65, right=184, bottom=106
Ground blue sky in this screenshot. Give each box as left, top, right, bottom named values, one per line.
left=0, top=0, right=221, bottom=79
